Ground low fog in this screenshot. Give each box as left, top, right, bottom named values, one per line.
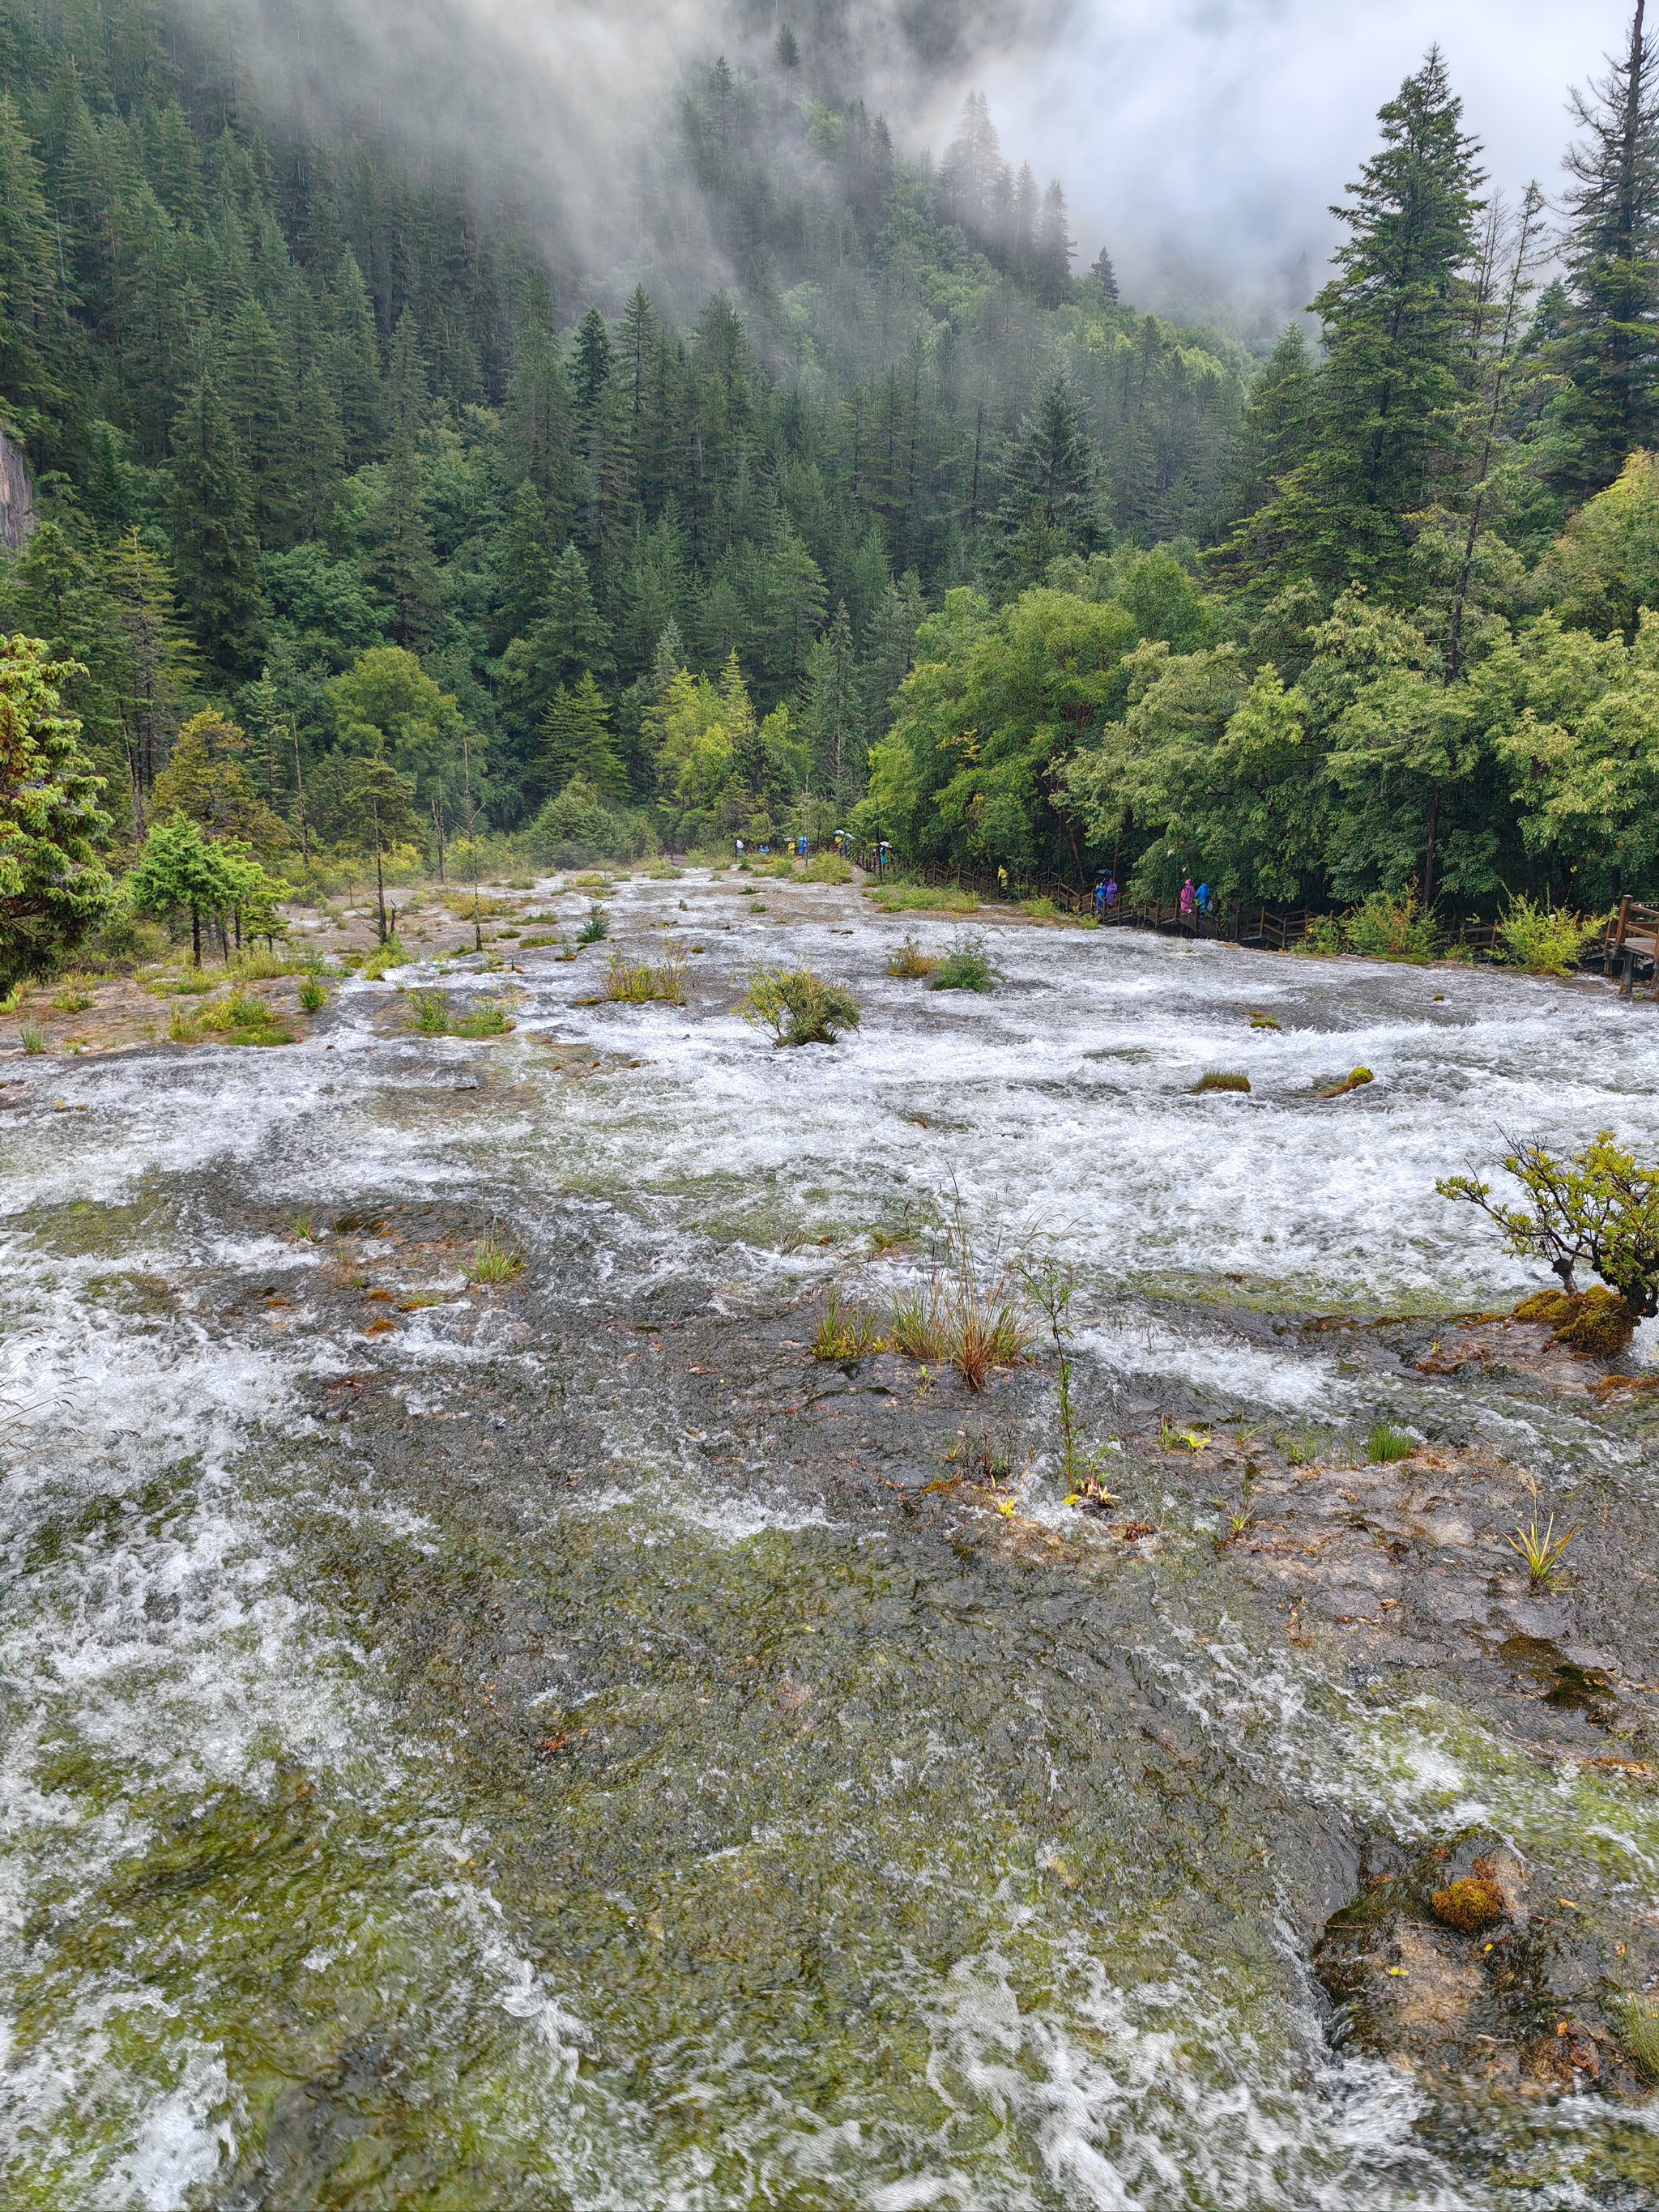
left=200, top=0, right=1637, bottom=329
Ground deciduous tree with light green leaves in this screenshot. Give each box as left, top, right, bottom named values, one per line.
left=0, top=635, right=113, bottom=985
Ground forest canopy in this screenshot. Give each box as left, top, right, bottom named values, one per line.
left=3, top=0, right=1659, bottom=962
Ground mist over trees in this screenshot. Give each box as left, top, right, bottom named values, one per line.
left=5, top=0, right=1659, bottom=939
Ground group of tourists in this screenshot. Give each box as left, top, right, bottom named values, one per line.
left=1093, top=874, right=1216, bottom=925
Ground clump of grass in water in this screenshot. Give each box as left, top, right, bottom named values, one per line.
left=1615, top=1993, right=1659, bottom=2083
left=1192, top=1070, right=1251, bottom=1094
left=813, top=1291, right=885, bottom=1360
left=469, top=1229, right=526, bottom=1285
left=298, top=975, right=329, bottom=1013
left=360, top=937, right=412, bottom=980
left=886, top=1197, right=1031, bottom=1392
left=20, top=1025, right=47, bottom=1055
left=1319, top=1066, right=1374, bottom=1098
left=408, top=990, right=452, bottom=1035
left=603, top=952, right=689, bottom=1004
left=1366, top=1421, right=1416, bottom=1464
left=886, top=935, right=939, bottom=980
left=742, top=966, right=861, bottom=1046
left=1508, top=1513, right=1578, bottom=1588
left=49, top=975, right=94, bottom=1013
left=930, top=934, right=1000, bottom=994
left=578, top=907, right=609, bottom=944
left=453, top=999, right=514, bottom=1038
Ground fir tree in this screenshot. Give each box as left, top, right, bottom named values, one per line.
left=1551, top=2, right=1659, bottom=495
left=540, top=672, right=625, bottom=801
left=1033, top=182, right=1075, bottom=308
left=1089, top=245, right=1120, bottom=302
left=992, top=377, right=1101, bottom=589
left=802, top=601, right=864, bottom=803
left=1212, top=325, right=1318, bottom=569
left=0, top=632, right=113, bottom=984
left=370, top=439, right=441, bottom=649
left=168, top=371, right=266, bottom=676
left=573, top=305, right=612, bottom=418
left=0, top=93, right=60, bottom=422
left=221, top=296, right=297, bottom=543
left=1251, top=51, right=1486, bottom=598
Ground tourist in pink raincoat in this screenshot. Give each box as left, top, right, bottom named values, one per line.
left=1179, top=878, right=1196, bottom=921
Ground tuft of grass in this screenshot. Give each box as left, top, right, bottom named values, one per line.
left=469, top=1231, right=526, bottom=1285
left=1319, top=1066, right=1375, bottom=1099
left=20, top=1025, right=48, bottom=1055
left=229, top=948, right=303, bottom=981
left=814, top=1292, right=886, bottom=1361
left=603, top=952, right=689, bottom=1004
left=1019, top=896, right=1059, bottom=919
left=578, top=907, right=610, bottom=944
left=49, top=978, right=94, bottom=1013
left=885, top=1200, right=1032, bottom=1392
left=1192, top=1070, right=1251, bottom=1094
left=1615, top=1993, right=1659, bottom=2084
left=799, top=852, right=854, bottom=884
left=1366, top=1421, right=1416, bottom=1464
left=866, top=882, right=980, bottom=914
left=407, top=990, right=453, bottom=1035
left=1508, top=1513, right=1578, bottom=1588
left=571, top=872, right=613, bottom=891
left=360, top=938, right=412, bottom=980
left=930, top=934, right=1000, bottom=994
left=298, top=975, right=330, bottom=1013
left=886, top=935, right=939, bottom=979
left=1248, top=1012, right=1282, bottom=1030
left=452, top=999, right=514, bottom=1038
left=742, top=965, right=861, bottom=1047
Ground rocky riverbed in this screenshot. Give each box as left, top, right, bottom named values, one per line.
left=3, top=869, right=1658, bottom=2209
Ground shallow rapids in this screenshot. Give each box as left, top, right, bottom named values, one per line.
left=3, top=873, right=1658, bottom=2209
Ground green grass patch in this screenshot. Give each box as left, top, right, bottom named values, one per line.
left=866, top=882, right=980, bottom=914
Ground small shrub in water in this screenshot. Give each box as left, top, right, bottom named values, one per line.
left=930, top=935, right=999, bottom=993
left=578, top=907, right=609, bottom=944
left=1192, top=1071, right=1251, bottom=1094
left=408, top=990, right=452, bottom=1035
left=1343, top=890, right=1437, bottom=962
left=1440, top=1130, right=1659, bottom=1321
left=1366, top=1421, right=1416, bottom=1464
left=743, top=965, right=861, bottom=1046
left=1298, top=916, right=1344, bottom=956
left=1495, top=895, right=1604, bottom=977
left=298, top=976, right=329, bottom=1013
left=452, top=999, right=514, bottom=1038
left=886, top=936, right=939, bottom=979
left=360, top=938, right=412, bottom=980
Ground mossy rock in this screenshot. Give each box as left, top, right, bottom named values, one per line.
left=1513, top=1286, right=1636, bottom=1358
left=1431, top=1874, right=1506, bottom=1935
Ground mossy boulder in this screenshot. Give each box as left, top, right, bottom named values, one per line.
left=1512, top=1286, right=1636, bottom=1358
left=1431, top=1873, right=1506, bottom=1935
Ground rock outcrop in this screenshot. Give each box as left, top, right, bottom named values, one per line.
left=0, top=429, right=37, bottom=552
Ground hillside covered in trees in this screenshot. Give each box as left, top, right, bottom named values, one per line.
left=5, top=0, right=1659, bottom=974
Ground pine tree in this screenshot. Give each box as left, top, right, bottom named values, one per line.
left=1250, top=52, right=1485, bottom=598
left=504, top=330, right=577, bottom=532
left=540, top=672, right=625, bottom=801
left=1211, top=325, right=1317, bottom=569
left=326, top=250, right=385, bottom=464
left=802, top=601, right=864, bottom=803
left=0, top=93, right=60, bottom=422
left=573, top=305, right=612, bottom=418
left=0, top=633, right=114, bottom=984
left=1089, top=246, right=1120, bottom=302
left=370, top=437, right=441, bottom=649
left=496, top=543, right=613, bottom=779
left=992, top=377, right=1101, bottom=589
left=105, top=526, right=197, bottom=812
left=489, top=482, right=561, bottom=654
left=1033, top=182, right=1075, bottom=308
left=1551, top=2, right=1659, bottom=494
left=291, top=357, right=347, bottom=538
left=169, top=372, right=266, bottom=676
left=221, top=296, right=297, bottom=542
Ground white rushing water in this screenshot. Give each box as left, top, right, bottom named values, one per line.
left=2, top=872, right=1657, bottom=2210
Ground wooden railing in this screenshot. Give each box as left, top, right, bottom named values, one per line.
left=838, top=844, right=1529, bottom=964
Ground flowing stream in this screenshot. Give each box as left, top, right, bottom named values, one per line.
left=4, top=872, right=1658, bottom=2210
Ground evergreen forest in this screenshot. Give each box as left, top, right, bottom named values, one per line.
left=7, top=0, right=1659, bottom=977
